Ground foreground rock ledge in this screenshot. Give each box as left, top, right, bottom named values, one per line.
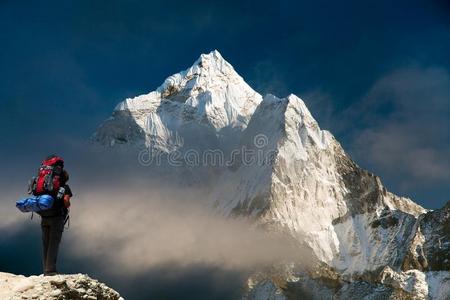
left=0, top=272, right=122, bottom=300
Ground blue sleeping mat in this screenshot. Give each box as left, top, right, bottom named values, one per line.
left=16, top=194, right=54, bottom=213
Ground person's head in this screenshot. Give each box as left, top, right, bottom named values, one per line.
left=63, top=170, right=69, bottom=182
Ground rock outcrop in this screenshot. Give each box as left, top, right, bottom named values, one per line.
left=0, top=272, right=122, bottom=300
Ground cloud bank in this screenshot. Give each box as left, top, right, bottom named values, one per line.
left=349, top=67, right=450, bottom=184
left=65, top=182, right=304, bottom=275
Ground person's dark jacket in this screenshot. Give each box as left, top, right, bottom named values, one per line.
left=38, top=171, right=72, bottom=218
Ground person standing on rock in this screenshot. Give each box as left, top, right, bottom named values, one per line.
left=27, top=155, right=73, bottom=276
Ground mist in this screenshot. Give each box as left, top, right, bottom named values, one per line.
left=66, top=185, right=302, bottom=273
left=0, top=147, right=307, bottom=299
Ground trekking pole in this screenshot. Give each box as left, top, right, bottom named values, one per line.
left=64, top=212, right=70, bottom=230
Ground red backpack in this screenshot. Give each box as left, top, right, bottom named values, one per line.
left=29, top=156, right=65, bottom=196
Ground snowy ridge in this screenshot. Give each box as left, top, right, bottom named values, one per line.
left=213, top=92, right=425, bottom=271
left=94, top=50, right=262, bottom=150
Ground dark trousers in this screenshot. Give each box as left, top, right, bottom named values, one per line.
left=41, top=215, right=65, bottom=275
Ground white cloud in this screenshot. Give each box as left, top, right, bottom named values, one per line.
left=348, top=66, right=450, bottom=184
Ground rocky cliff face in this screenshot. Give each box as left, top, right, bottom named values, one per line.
left=93, top=51, right=450, bottom=299
left=0, top=272, right=122, bottom=300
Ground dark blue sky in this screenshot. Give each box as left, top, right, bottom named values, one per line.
left=1, top=0, right=449, bottom=208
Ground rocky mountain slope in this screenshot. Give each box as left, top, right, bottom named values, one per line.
left=0, top=272, right=122, bottom=300
left=93, top=50, right=450, bottom=299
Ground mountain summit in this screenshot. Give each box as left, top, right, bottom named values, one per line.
left=93, top=50, right=261, bottom=151
left=93, top=51, right=450, bottom=299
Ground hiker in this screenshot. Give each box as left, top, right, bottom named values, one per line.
left=26, top=155, right=73, bottom=276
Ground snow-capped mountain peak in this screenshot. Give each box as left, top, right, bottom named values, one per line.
left=156, top=50, right=246, bottom=100
left=93, top=52, right=450, bottom=299
left=95, top=50, right=262, bottom=149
